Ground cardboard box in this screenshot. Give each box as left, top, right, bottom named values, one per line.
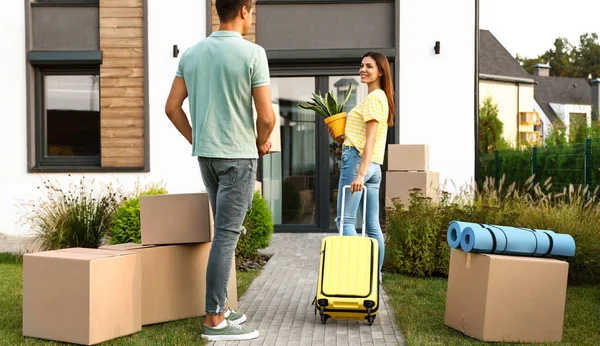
left=385, top=171, right=439, bottom=208
left=444, top=249, right=569, bottom=343
left=23, top=248, right=142, bottom=345
left=140, top=193, right=213, bottom=245
left=387, top=144, right=429, bottom=171
left=99, top=243, right=238, bottom=325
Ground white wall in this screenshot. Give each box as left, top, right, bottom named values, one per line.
left=0, top=0, right=207, bottom=236
left=479, top=81, right=519, bottom=145
left=398, top=0, right=476, bottom=193
left=550, top=103, right=592, bottom=125
left=534, top=101, right=553, bottom=139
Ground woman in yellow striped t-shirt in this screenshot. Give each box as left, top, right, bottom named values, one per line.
left=329, top=52, right=395, bottom=279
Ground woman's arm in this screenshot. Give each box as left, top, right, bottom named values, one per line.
left=350, top=120, right=379, bottom=192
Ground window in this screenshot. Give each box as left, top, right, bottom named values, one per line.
left=36, top=69, right=101, bottom=167
left=27, top=0, right=147, bottom=171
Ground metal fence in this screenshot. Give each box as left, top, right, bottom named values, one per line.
left=479, top=138, right=600, bottom=192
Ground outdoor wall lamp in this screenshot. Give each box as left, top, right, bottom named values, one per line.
left=173, top=45, right=179, bottom=58
left=434, top=41, right=441, bottom=54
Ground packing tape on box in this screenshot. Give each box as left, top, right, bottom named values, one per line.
left=457, top=222, right=576, bottom=257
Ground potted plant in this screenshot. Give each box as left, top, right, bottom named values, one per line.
left=297, top=84, right=353, bottom=139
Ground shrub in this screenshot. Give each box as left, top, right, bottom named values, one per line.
left=236, top=192, right=274, bottom=262
left=108, top=182, right=168, bottom=244
left=384, top=176, right=600, bottom=285
left=19, top=176, right=126, bottom=251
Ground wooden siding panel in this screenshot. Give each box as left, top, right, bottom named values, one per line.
left=102, top=48, right=143, bottom=58
left=100, top=68, right=144, bottom=78
left=101, top=97, right=144, bottom=108
left=102, top=58, right=144, bottom=68
left=101, top=0, right=143, bottom=8
left=100, top=0, right=145, bottom=168
left=100, top=28, right=143, bottom=39
left=100, top=17, right=144, bottom=28
left=101, top=107, right=143, bottom=118
left=102, top=138, right=144, bottom=148
left=101, top=77, right=143, bottom=87
left=102, top=157, right=145, bottom=167
left=100, top=8, right=143, bottom=18
left=100, top=38, right=143, bottom=48
left=102, top=127, right=144, bottom=138
left=101, top=118, right=144, bottom=128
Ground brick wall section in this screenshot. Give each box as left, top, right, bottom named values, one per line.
left=99, top=0, right=145, bottom=168
left=211, top=0, right=256, bottom=42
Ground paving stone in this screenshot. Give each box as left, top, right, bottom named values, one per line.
left=206, top=233, right=405, bottom=346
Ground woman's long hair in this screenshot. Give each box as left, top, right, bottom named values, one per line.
left=363, top=52, right=395, bottom=126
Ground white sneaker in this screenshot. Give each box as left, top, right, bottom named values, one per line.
left=225, top=308, right=247, bottom=325
left=201, top=321, right=259, bottom=341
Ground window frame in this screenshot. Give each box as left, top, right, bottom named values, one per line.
left=34, top=67, right=102, bottom=169
left=31, top=0, right=99, bottom=7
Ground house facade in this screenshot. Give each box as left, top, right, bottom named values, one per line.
left=531, top=64, right=596, bottom=139
left=0, top=0, right=476, bottom=236
left=478, top=30, right=540, bottom=145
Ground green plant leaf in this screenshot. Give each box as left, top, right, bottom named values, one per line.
left=297, top=103, right=329, bottom=118
left=338, top=83, right=353, bottom=113
left=326, top=92, right=338, bottom=116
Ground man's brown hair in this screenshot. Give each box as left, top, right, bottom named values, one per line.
left=216, top=0, right=253, bottom=23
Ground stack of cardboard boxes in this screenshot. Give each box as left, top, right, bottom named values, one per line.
left=22, top=192, right=238, bottom=345
left=385, top=144, right=440, bottom=208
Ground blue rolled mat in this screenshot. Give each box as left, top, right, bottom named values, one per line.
left=543, top=231, right=576, bottom=257
left=459, top=223, right=576, bottom=257
left=447, top=221, right=484, bottom=249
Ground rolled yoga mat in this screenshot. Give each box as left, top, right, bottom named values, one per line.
left=447, top=221, right=485, bottom=249
left=459, top=223, right=576, bottom=257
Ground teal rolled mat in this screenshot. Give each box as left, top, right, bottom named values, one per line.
left=447, top=221, right=484, bottom=249
left=459, top=222, right=575, bottom=257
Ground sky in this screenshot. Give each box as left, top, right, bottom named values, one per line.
left=480, top=0, right=600, bottom=59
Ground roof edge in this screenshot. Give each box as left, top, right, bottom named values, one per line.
left=479, top=73, right=536, bottom=84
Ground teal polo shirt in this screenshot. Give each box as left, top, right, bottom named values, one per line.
left=176, top=31, right=270, bottom=159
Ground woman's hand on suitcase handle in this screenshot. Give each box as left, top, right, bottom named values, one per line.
left=350, top=172, right=365, bottom=193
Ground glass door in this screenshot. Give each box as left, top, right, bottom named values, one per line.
left=261, top=77, right=319, bottom=229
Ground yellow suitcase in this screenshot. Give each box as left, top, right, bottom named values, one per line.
left=314, top=185, right=379, bottom=325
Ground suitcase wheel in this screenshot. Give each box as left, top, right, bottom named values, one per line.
left=367, top=315, right=375, bottom=326
left=320, top=314, right=329, bottom=324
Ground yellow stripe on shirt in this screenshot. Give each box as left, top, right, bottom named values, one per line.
left=343, top=89, right=389, bottom=165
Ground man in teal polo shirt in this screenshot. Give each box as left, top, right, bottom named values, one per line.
left=164, top=0, right=275, bottom=341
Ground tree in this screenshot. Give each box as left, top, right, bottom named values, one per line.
left=571, top=33, right=600, bottom=79
left=517, top=33, right=600, bottom=79
left=479, top=96, right=508, bottom=154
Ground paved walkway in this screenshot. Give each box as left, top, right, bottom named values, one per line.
left=209, top=233, right=405, bottom=346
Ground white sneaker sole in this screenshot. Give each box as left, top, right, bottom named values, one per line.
left=201, top=330, right=259, bottom=341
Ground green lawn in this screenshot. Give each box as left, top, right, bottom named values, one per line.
left=383, top=273, right=600, bottom=346
left=0, top=253, right=261, bottom=346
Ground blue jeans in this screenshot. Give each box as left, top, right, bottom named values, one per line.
left=336, top=146, right=385, bottom=274
left=198, top=157, right=257, bottom=315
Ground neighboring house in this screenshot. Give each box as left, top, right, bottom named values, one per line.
left=479, top=29, right=540, bottom=145
left=0, top=0, right=477, bottom=236
left=531, top=64, right=598, bottom=139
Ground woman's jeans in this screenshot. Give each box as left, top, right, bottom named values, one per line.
left=336, top=146, right=385, bottom=274
left=198, top=157, right=257, bottom=315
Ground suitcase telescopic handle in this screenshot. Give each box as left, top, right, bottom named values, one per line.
left=339, top=185, right=367, bottom=236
